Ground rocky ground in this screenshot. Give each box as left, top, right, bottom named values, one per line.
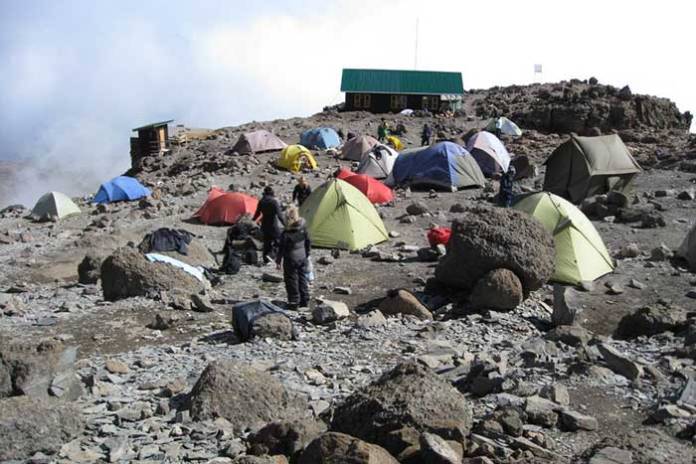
left=1, top=80, right=696, bottom=463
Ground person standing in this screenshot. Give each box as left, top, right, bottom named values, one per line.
left=421, top=123, right=432, bottom=146
left=292, top=176, right=312, bottom=206
left=276, top=207, right=311, bottom=310
left=377, top=118, right=389, bottom=142
left=253, top=186, right=285, bottom=263
left=498, top=166, right=517, bottom=207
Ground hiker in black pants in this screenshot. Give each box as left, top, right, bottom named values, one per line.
left=498, top=166, right=517, bottom=207
left=421, top=123, right=432, bottom=146
left=253, top=186, right=285, bottom=263
left=276, top=207, right=311, bottom=310
left=292, top=176, right=312, bottom=206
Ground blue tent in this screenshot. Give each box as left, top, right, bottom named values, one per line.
left=93, top=176, right=151, bottom=203
left=300, top=128, right=341, bottom=149
left=386, top=142, right=485, bottom=190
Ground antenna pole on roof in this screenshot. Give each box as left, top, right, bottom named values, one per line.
left=414, top=17, right=419, bottom=70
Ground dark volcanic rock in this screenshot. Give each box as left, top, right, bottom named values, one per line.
left=615, top=305, right=686, bottom=339
left=331, top=361, right=472, bottom=456
left=249, top=418, right=326, bottom=458
left=469, top=268, right=524, bottom=311
left=101, top=246, right=206, bottom=301
left=298, top=432, right=398, bottom=464
left=186, top=361, right=307, bottom=431
left=0, top=396, right=84, bottom=461
left=435, top=206, right=554, bottom=295
left=77, top=254, right=103, bottom=284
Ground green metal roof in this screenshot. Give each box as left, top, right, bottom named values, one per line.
left=341, top=69, right=463, bottom=95
left=132, top=120, right=174, bottom=131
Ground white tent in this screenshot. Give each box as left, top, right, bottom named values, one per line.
left=485, top=117, right=522, bottom=136
left=466, top=131, right=512, bottom=176
left=356, top=144, right=399, bottom=179
left=31, top=192, right=81, bottom=221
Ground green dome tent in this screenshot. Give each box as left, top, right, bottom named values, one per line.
left=299, top=178, right=389, bottom=250
left=513, top=192, right=614, bottom=285
left=31, top=191, right=81, bottom=221
left=543, top=134, right=641, bottom=203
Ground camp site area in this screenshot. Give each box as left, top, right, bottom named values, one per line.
left=0, top=78, right=695, bottom=463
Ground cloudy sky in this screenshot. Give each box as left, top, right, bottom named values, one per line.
left=0, top=0, right=694, bottom=205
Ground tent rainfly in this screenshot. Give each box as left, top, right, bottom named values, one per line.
left=31, top=191, right=81, bottom=221
left=193, top=187, right=259, bottom=225
left=466, top=131, right=512, bottom=176
left=513, top=192, right=614, bottom=285
left=277, top=145, right=318, bottom=173
left=484, top=117, right=522, bottom=136
left=230, top=130, right=287, bottom=154
left=335, top=168, right=394, bottom=204
left=300, top=128, right=341, bottom=150
left=93, top=176, right=151, bottom=203
left=386, top=141, right=485, bottom=191
left=299, top=178, right=389, bottom=250
left=341, top=135, right=379, bottom=161
left=356, top=144, right=399, bottom=179
left=543, top=134, right=641, bottom=203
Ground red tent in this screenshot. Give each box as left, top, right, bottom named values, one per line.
left=335, top=167, right=353, bottom=180
left=341, top=172, right=394, bottom=204
left=193, top=187, right=259, bottom=225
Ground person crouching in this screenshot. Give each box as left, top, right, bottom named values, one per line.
left=276, top=207, right=311, bottom=310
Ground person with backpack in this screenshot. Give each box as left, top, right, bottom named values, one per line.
left=292, top=176, right=312, bottom=206
left=377, top=118, right=389, bottom=142
left=421, top=123, right=433, bottom=146
left=253, top=186, right=285, bottom=263
left=276, top=207, right=311, bottom=310
left=498, top=166, right=517, bottom=207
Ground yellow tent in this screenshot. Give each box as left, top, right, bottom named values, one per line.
left=513, top=192, right=614, bottom=285
left=385, top=135, right=403, bottom=151
left=277, top=144, right=318, bottom=172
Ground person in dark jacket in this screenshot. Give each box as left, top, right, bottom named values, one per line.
left=292, top=176, right=312, bottom=206
left=253, top=186, right=285, bottom=263
left=421, top=123, right=433, bottom=146
left=276, top=207, right=311, bottom=310
left=498, top=166, right=517, bottom=207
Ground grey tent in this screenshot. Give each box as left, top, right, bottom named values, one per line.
left=31, top=191, right=81, bottom=221
left=543, top=134, right=641, bottom=203
left=230, top=130, right=287, bottom=155
left=341, top=135, right=379, bottom=161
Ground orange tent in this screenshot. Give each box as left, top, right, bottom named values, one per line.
left=193, top=188, right=259, bottom=225
left=338, top=171, right=394, bottom=205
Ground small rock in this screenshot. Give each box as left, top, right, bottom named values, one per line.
left=589, top=447, right=633, bottom=464
left=419, top=432, right=461, bottom=464
left=104, top=360, right=129, bottom=375
left=312, top=300, right=350, bottom=324
left=559, top=409, right=598, bottom=431
left=191, top=293, right=215, bottom=312
left=604, top=281, right=624, bottom=295
left=333, top=286, right=352, bottom=295
left=262, top=273, right=283, bottom=283
left=355, top=310, right=387, bottom=329
left=628, top=279, right=645, bottom=290
left=406, top=201, right=429, bottom=216
left=597, top=343, right=643, bottom=380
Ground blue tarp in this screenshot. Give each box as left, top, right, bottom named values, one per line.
left=388, top=142, right=483, bottom=190
left=300, top=128, right=341, bottom=149
left=93, top=176, right=151, bottom=203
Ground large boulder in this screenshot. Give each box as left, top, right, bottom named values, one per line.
left=0, top=339, right=82, bottom=401
left=186, top=361, right=307, bottom=432
left=678, top=223, right=696, bottom=271
left=297, top=432, right=399, bottom=464
left=156, top=240, right=217, bottom=268
left=331, top=362, right=472, bottom=457
left=0, top=396, right=84, bottom=461
left=101, top=246, right=206, bottom=301
left=435, top=207, right=554, bottom=295
left=469, top=268, right=523, bottom=311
